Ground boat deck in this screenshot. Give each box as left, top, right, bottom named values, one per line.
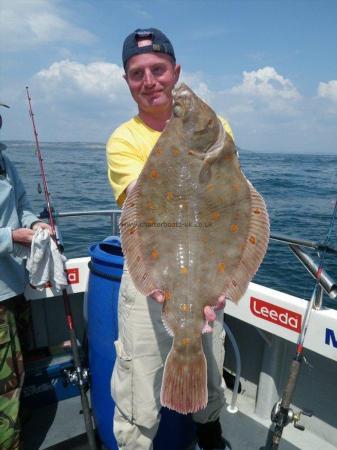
left=22, top=390, right=335, bottom=450
left=22, top=230, right=337, bottom=450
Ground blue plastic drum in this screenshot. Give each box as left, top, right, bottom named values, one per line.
left=87, top=238, right=122, bottom=450
left=87, top=237, right=195, bottom=450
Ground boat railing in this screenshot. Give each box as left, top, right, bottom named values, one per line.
left=43, top=209, right=337, bottom=307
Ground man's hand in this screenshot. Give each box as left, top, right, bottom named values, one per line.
left=202, top=296, right=226, bottom=333
left=149, top=290, right=226, bottom=333
left=149, top=289, right=165, bottom=303
left=12, top=222, right=54, bottom=246
left=12, top=228, right=35, bottom=246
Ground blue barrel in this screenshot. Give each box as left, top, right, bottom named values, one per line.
left=87, top=237, right=196, bottom=450
left=87, top=238, right=122, bottom=450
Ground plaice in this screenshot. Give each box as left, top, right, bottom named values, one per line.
left=120, top=83, right=270, bottom=414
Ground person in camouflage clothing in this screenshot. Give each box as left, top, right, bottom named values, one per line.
left=0, top=297, right=26, bottom=449
left=0, top=103, right=52, bottom=449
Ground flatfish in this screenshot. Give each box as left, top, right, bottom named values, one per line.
left=120, top=83, right=269, bottom=414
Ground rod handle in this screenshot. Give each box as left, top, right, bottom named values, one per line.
left=281, top=358, right=301, bottom=409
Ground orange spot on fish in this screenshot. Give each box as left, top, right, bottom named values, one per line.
left=207, top=184, right=214, bottom=191
left=147, top=218, right=155, bottom=225
left=155, top=147, right=163, bottom=156
left=150, top=169, right=159, bottom=179
left=180, top=304, right=190, bottom=312
left=164, top=290, right=171, bottom=301
left=171, top=146, right=180, bottom=156
left=230, top=223, right=238, bottom=233
left=181, top=338, right=191, bottom=346
left=232, top=184, right=240, bottom=192
left=211, top=212, right=220, bottom=221
left=249, top=236, right=256, bottom=245
left=224, top=153, right=234, bottom=161
left=166, top=192, right=174, bottom=201
left=151, top=249, right=159, bottom=259
left=254, top=208, right=261, bottom=214
left=129, top=227, right=136, bottom=235
left=180, top=266, right=188, bottom=274
left=146, top=200, right=155, bottom=209
left=217, top=262, right=226, bottom=273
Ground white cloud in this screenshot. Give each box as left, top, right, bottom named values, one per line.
left=3, top=59, right=334, bottom=152
left=173, top=68, right=336, bottom=153
left=36, top=60, right=128, bottom=101
left=318, top=80, right=337, bottom=102
left=0, top=0, right=95, bottom=51
left=180, top=71, right=213, bottom=103
left=231, top=66, right=300, bottom=101
left=20, top=59, right=136, bottom=142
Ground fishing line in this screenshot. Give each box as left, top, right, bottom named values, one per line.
left=297, top=199, right=337, bottom=353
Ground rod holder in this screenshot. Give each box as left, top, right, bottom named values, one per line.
left=289, top=244, right=337, bottom=300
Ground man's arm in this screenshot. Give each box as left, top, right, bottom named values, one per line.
left=107, top=135, right=145, bottom=207
left=1, top=158, right=53, bottom=252
left=13, top=165, right=41, bottom=229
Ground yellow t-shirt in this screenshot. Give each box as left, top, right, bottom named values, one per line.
left=106, top=115, right=234, bottom=207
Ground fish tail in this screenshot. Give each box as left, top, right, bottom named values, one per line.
left=160, top=337, right=207, bottom=414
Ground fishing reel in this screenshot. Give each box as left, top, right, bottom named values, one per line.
left=271, top=400, right=313, bottom=431
left=62, top=366, right=90, bottom=391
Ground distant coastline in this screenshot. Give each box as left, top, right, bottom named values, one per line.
left=2, top=140, right=336, bottom=156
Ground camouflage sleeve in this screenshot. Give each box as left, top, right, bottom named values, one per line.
left=0, top=300, right=24, bottom=450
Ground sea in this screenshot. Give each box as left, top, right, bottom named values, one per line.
left=3, top=141, right=337, bottom=308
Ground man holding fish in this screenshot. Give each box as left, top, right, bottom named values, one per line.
left=106, top=28, right=269, bottom=450
left=106, top=27, right=232, bottom=450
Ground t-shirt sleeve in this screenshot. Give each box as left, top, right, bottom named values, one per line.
left=218, top=116, right=235, bottom=141
left=106, top=136, right=145, bottom=207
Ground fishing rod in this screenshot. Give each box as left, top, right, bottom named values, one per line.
left=26, top=87, right=97, bottom=450
left=268, top=199, right=337, bottom=450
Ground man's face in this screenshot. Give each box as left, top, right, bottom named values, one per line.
left=124, top=52, right=180, bottom=115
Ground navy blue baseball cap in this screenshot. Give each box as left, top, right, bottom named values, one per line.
left=122, top=28, right=176, bottom=70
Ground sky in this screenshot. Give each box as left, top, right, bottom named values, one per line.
left=0, top=0, right=337, bottom=153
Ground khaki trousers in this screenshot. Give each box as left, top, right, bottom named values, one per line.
left=111, top=269, right=226, bottom=450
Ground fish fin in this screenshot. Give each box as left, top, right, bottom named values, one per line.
left=199, top=162, right=212, bottom=184
left=120, top=184, right=158, bottom=295
left=161, top=338, right=207, bottom=414
left=226, top=182, right=270, bottom=303
left=161, top=308, right=174, bottom=337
